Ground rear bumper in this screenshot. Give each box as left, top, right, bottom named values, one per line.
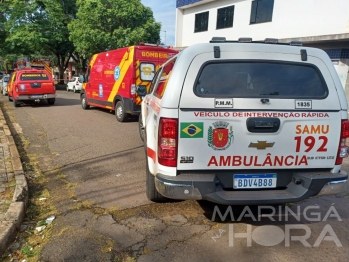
left=16, top=94, right=56, bottom=100
left=154, top=171, right=348, bottom=205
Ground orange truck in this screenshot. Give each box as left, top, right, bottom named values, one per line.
left=80, top=43, right=179, bottom=122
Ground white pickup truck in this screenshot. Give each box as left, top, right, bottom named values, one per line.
left=140, top=37, right=349, bottom=205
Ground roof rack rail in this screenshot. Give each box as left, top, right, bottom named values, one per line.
left=208, top=37, right=303, bottom=47
left=238, top=37, right=252, bottom=43
left=265, top=38, right=278, bottom=44
left=290, top=41, right=303, bottom=46
left=210, top=37, right=226, bottom=43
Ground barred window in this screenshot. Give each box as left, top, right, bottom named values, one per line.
left=250, top=0, right=274, bottom=24
left=217, top=6, right=234, bottom=29
left=194, top=11, right=209, bottom=33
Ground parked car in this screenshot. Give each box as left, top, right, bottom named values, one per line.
left=80, top=43, right=179, bottom=122
left=67, top=77, right=82, bottom=93
left=1, top=75, right=10, bottom=95
left=8, top=68, right=56, bottom=107
left=140, top=37, right=349, bottom=205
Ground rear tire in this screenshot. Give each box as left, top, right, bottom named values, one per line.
left=115, top=101, right=128, bottom=122
left=66, top=86, right=69, bottom=91
left=47, top=98, right=55, bottom=105
left=73, top=87, right=76, bottom=93
left=145, top=147, right=167, bottom=202
left=81, top=94, right=90, bottom=109
left=139, top=115, right=145, bottom=142
left=13, top=98, right=20, bottom=107
left=8, top=94, right=12, bottom=101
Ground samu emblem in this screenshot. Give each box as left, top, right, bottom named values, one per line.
left=208, top=121, right=234, bottom=150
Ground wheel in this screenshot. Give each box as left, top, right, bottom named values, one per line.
left=47, top=98, right=55, bottom=105
left=139, top=115, right=145, bottom=142
left=73, top=87, right=76, bottom=93
left=81, top=94, right=90, bottom=110
left=115, top=101, right=128, bottom=122
left=145, top=146, right=167, bottom=202
left=66, top=85, right=69, bottom=91
left=13, top=98, right=20, bottom=107
left=8, top=94, right=12, bottom=101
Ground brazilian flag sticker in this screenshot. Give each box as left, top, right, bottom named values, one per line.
left=180, top=123, right=204, bottom=138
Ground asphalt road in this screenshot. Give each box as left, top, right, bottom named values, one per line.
left=1, top=90, right=349, bottom=261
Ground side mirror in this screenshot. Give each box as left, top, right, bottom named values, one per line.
left=136, top=85, right=147, bottom=97
left=79, top=75, right=85, bottom=83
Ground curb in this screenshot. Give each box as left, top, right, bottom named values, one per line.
left=0, top=108, right=28, bottom=255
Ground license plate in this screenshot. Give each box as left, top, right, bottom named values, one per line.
left=233, top=174, right=277, bottom=189
left=31, top=95, right=42, bottom=98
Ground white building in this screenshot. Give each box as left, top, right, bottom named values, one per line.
left=175, top=0, right=349, bottom=102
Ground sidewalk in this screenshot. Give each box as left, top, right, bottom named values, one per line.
left=0, top=108, right=28, bottom=255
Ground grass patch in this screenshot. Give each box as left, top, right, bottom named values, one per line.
left=21, top=245, right=37, bottom=258
left=0, top=177, right=16, bottom=200
left=66, top=183, right=77, bottom=189
left=101, top=238, right=114, bottom=253
left=75, top=201, right=93, bottom=210
left=56, top=173, right=66, bottom=179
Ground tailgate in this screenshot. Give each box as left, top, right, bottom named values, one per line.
left=177, top=50, right=342, bottom=171
left=20, top=72, right=54, bottom=94
left=178, top=110, right=340, bottom=170
left=22, top=82, right=54, bottom=93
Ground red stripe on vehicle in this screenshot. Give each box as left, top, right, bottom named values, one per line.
left=147, top=147, right=156, bottom=163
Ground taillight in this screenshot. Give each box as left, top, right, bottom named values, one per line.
left=335, top=120, right=349, bottom=165
left=158, top=118, right=178, bottom=167
left=131, top=84, right=136, bottom=97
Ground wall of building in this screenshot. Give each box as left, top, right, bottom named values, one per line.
left=176, top=0, right=349, bottom=47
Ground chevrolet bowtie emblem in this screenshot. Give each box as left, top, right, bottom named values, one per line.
left=249, top=141, right=275, bottom=150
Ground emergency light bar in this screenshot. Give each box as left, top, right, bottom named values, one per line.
left=139, top=42, right=173, bottom=49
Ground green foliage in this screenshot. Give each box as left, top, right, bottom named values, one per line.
left=68, top=0, right=161, bottom=57
left=21, top=245, right=37, bottom=257
left=0, top=0, right=79, bottom=80
left=0, top=0, right=162, bottom=77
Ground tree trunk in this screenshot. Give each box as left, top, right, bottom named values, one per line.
left=54, top=52, right=72, bottom=84
left=58, top=66, right=65, bottom=84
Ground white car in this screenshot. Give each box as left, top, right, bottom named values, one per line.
left=0, top=75, right=10, bottom=95
left=140, top=37, right=349, bottom=205
left=67, top=77, right=82, bottom=93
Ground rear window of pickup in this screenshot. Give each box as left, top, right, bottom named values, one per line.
left=194, top=61, right=328, bottom=99
left=20, top=73, right=50, bottom=81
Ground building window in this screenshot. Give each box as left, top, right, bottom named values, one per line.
left=216, top=6, right=234, bottom=29
left=250, top=0, right=274, bottom=24
left=195, top=11, right=209, bottom=33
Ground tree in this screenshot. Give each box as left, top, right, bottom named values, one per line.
left=68, top=0, right=161, bottom=59
left=1, top=0, right=78, bottom=83
left=0, top=0, right=9, bottom=57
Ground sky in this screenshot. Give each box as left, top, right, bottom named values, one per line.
left=141, top=0, right=176, bottom=46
